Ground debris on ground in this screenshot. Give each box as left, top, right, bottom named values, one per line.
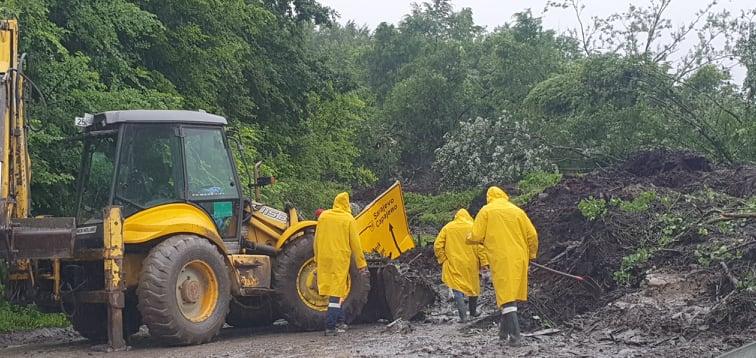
left=402, top=149, right=755, bottom=355
left=357, top=255, right=437, bottom=323
left=382, top=318, right=414, bottom=334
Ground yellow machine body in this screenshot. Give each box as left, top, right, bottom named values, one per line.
left=0, top=19, right=429, bottom=349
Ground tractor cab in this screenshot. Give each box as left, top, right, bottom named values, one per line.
left=75, top=110, right=244, bottom=250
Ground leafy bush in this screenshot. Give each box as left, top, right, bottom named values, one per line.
left=658, top=213, right=685, bottom=246
left=434, top=115, right=555, bottom=189
left=613, top=248, right=651, bottom=285
left=694, top=244, right=739, bottom=268
left=611, top=191, right=657, bottom=213
left=578, top=197, right=607, bottom=221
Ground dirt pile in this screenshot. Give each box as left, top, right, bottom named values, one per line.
left=410, top=150, right=754, bottom=346
left=523, top=150, right=754, bottom=332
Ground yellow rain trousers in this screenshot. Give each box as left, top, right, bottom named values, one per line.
left=314, top=192, right=368, bottom=298
left=434, top=209, right=488, bottom=297
left=470, top=187, right=538, bottom=307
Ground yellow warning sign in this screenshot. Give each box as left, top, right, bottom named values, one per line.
left=355, top=181, right=415, bottom=259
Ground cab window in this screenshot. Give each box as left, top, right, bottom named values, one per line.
left=183, top=127, right=237, bottom=200
left=183, top=127, right=239, bottom=238
left=114, top=124, right=184, bottom=216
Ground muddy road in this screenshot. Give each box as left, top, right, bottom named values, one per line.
left=0, top=314, right=744, bottom=358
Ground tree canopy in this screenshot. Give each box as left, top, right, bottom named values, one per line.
left=1, top=0, right=754, bottom=214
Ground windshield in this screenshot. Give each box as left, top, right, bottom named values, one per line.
left=114, top=124, right=184, bottom=217
left=76, top=133, right=117, bottom=224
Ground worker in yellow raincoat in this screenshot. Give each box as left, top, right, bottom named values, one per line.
left=314, top=192, right=368, bottom=336
left=470, top=187, right=538, bottom=346
left=434, top=209, right=488, bottom=322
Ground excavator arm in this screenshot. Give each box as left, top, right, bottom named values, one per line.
left=0, top=20, right=75, bottom=263
left=0, top=20, right=124, bottom=350
left=0, top=19, right=30, bottom=222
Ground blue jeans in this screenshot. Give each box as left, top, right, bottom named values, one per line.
left=326, top=296, right=345, bottom=330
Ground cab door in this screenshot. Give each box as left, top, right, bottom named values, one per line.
left=181, top=126, right=243, bottom=243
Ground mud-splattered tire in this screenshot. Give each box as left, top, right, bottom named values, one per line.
left=272, top=230, right=370, bottom=331
left=71, top=297, right=141, bottom=341
left=226, top=296, right=278, bottom=328
left=136, top=235, right=230, bottom=345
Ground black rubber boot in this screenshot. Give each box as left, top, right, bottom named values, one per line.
left=498, top=313, right=508, bottom=341
left=469, top=297, right=480, bottom=317
left=504, top=312, right=522, bottom=347
left=454, top=295, right=468, bottom=322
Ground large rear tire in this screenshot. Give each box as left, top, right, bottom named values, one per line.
left=136, top=235, right=230, bottom=345
left=272, top=230, right=370, bottom=331
left=226, top=296, right=277, bottom=328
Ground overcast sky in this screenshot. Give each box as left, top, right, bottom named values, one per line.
left=319, top=0, right=754, bottom=82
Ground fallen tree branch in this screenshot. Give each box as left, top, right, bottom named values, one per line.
left=724, top=240, right=755, bottom=254
left=708, top=289, right=736, bottom=315
left=523, top=328, right=561, bottom=337
left=406, top=252, right=424, bottom=266
left=705, top=212, right=756, bottom=225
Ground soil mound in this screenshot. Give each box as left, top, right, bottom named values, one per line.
left=417, top=150, right=755, bottom=341
left=621, top=149, right=712, bottom=177
left=524, top=150, right=754, bottom=336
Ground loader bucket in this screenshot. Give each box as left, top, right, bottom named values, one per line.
left=356, top=263, right=436, bottom=322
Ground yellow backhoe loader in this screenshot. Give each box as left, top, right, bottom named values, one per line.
left=0, top=20, right=433, bottom=349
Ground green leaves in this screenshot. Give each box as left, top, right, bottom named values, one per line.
left=7, top=0, right=756, bottom=218
left=578, top=197, right=608, bottom=221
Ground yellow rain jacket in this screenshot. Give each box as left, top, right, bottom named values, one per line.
left=434, top=209, right=488, bottom=297
left=470, top=187, right=538, bottom=306
left=314, top=192, right=368, bottom=298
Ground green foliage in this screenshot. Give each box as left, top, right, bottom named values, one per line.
left=613, top=248, right=651, bottom=286
left=658, top=213, right=684, bottom=246
left=416, top=234, right=436, bottom=248
left=737, top=271, right=756, bottom=291
left=263, top=180, right=349, bottom=220
left=610, top=191, right=657, bottom=213
left=404, top=190, right=478, bottom=227
left=0, top=301, right=69, bottom=333
left=479, top=10, right=577, bottom=114
left=745, top=196, right=756, bottom=211
left=694, top=244, right=739, bottom=268
left=578, top=197, right=607, bottom=221
left=434, top=115, right=555, bottom=188
left=296, top=92, right=376, bottom=186
left=513, top=171, right=562, bottom=205
left=716, top=220, right=736, bottom=234
left=3, top=0, right=756, bottom=225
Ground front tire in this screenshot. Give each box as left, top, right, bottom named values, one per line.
left=136, top=235, right=230, bottom=345
left=272, top=230, right=370, bottom=331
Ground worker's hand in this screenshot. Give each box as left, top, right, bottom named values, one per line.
left=359, top=266, right=369, bottom=275
left=480, top=265, right=489, bottom=272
